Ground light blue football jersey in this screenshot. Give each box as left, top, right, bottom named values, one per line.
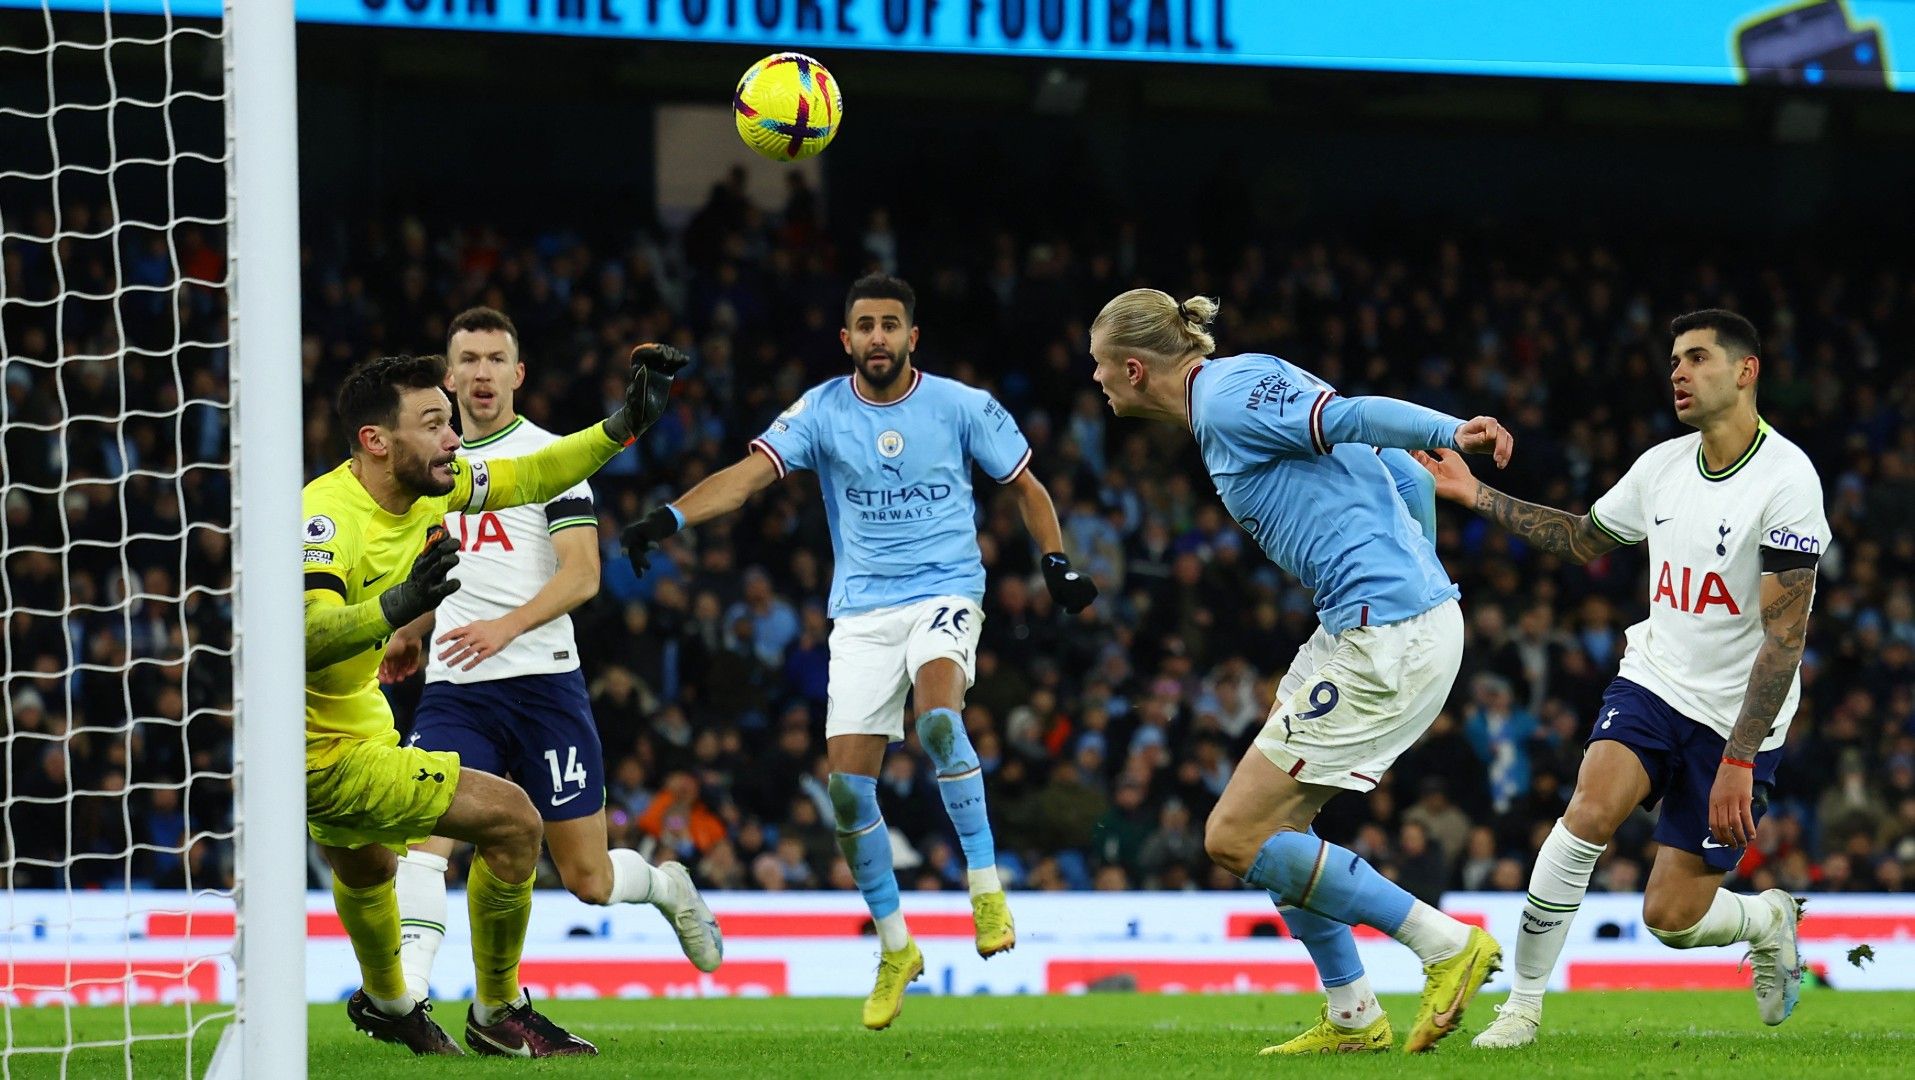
left=1186, top=354, right=1461, bottom=635
left=753, top=368, right=1032, bottom=618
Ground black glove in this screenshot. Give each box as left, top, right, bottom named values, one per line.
left=1041, top=552, right=1099, bottom=614
left=378, top=526, right=462, bottom=628
left=621, top=506, right=682, bottom=577
left=603, top=343, right=692, bottom=443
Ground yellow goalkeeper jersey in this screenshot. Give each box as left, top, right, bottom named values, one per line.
left=301, top=425, right=622, bottom=764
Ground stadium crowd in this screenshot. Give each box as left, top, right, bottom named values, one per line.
left=5, top=169, right=1914, bottom=902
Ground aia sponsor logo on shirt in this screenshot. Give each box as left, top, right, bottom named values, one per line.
left=454, top=511, right=515, bottom=552
left=1652, top=561, right=1741, bottom=615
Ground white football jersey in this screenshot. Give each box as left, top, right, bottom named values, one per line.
left=427, top=416, right=596, bottom=684
left=1588, top=420, right=1828, bottom=749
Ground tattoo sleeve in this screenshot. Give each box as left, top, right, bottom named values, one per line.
left=1470, top=484, right=1625, bottom=564
left=305, top=592, right=393, bottom=671
left=1725, top=566, right=1816, bottom=761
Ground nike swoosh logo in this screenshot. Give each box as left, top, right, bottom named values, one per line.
left=1431, top=955, right=1477, bottom=1030
left=1654, top=517, right=1672, bottom=525
left=550, top=791, right=584, bottom=807
left=362, top=570, right=391, bottom=588
left=1701, top=837, right=1730, bottom=849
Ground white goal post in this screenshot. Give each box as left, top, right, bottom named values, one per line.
left=0, top=2, right=305, bottom=1077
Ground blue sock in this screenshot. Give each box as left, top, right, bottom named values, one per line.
left=827, top=772, right=899, bottom=920
left=1245, top=830, right=1413, bottom=935
left=915, top=708, right=996, bottom=870
left=1273, top=898, right=1365, bottom=988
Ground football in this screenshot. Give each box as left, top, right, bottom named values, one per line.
left=732, top=52, right=842, bottom=161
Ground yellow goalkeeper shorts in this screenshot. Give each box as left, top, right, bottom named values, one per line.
left=306, top=728, right=461, bottom=853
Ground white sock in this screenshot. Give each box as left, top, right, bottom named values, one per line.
left=1648, top=889, right=1778, bottom=949
left=1509, top=819, right=1606, bottom=1010
left=1391, top=900, right=1471, bottom=964
left=394, top=850, right=449, bottom=1003
left=472, top=989, right=527, bottom=1026
left=1326, top=974, right=1381, bottom=1031
left=875, top=911, right=911, bottom=952
left=967, top=866, right=1002, bottom=896
left=608, top=847, right=667, bottom=906
left=366, top=990, right=415, bottom=1018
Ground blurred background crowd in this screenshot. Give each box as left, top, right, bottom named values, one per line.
left=5, top=163, right=1913, bottom=901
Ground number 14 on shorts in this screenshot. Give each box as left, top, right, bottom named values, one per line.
left=544, top=746, right=588, bottom=804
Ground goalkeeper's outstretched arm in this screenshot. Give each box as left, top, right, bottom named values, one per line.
left=450, top=344, right=690, bottom=514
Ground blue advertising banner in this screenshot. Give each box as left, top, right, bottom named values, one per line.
left=13, top=1, right=1915, bottom=90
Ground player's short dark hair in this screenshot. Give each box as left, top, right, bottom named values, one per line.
left=844, top=273, right=916, bottom=326
left=446, top=306, right=519, bottom=350
left=1670, top=308, right=1761, bottom=360
left=336, top=353, right=448, bottom=452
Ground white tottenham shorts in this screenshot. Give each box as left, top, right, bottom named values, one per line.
left=1254, top=598, right=1463, bottom=792
left=826, top=595, right=985, bottom=741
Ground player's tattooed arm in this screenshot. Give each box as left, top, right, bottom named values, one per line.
left=1470, top=484, right=1624, bottom=564
left=1724, top=566, right=1816, bottom=761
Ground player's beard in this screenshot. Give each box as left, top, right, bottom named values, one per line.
left=854, top=344, right=908, bottom=390
left=393, top=443, right=456, bottom=497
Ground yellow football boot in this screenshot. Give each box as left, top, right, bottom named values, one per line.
left=861, top=940, right=923, bottom=1031
left=1258, top=1007, right=1392, bottom=1055
left=1405, top=926, right=1502, bottom=1053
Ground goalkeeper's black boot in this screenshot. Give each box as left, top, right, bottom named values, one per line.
left=465, top=993, right=598, bottom=1058
left=346, top=990, right=463, bottom=1056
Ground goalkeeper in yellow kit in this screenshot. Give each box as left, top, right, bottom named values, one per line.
left=303, top=346, right=685, bottom=1057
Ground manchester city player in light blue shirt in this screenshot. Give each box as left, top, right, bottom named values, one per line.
left=625, top=274, right=1097, bottom=1030
left=1088, top=288, right=1512, bottom=1056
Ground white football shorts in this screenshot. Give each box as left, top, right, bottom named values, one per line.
left=1254, top=598, right=1463, bottom=792
left=826, top=595, right=984, bottom=741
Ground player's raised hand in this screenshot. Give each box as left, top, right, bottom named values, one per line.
left=436, top=616, right=520, bottom=672
left=376, top=526, right=462, bottom=629
left=604, top=343, right=692, bottom=444
left=1453, top=415, right=1514, bottom=468
left=377, top=626, right=425, bottom=684
left=1410, top=448, right=1481, bottom=506
left=622, top=505, right=682, bottom=577
left=1041, top=553, right=1099, bottom=614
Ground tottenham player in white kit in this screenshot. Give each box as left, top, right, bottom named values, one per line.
left=1416, top=309, right=1826, bottom=1045
left=622, top=274, right=1098, bottom=1030
left=380, top=308, right=721, bottom=1008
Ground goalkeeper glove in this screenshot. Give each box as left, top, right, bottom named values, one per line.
left=603, top=343, right=691, bottom=444
left=1040, top=553, right=1099, bottom=614
left=377, top=526, right=462, bottom=628
left=622, top=506, right=682, bottom=577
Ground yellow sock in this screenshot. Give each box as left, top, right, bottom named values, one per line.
left=468, top=855, right=534, bottom=1008
left=332, top=877, right=409, bottom=1007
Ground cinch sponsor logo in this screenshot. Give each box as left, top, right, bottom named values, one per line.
left=516, top=959, right=786, bottom=999
left=2, top=960, right=220, bottom=1007
left=1767, top=527, right=1822, bottom=553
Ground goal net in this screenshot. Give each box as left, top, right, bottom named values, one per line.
left=1, top=3, right=304, bottom=1077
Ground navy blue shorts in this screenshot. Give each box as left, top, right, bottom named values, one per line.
left=410, top=670, right=605, bottom=822
left=1587, top=678, right=1781, bottom=872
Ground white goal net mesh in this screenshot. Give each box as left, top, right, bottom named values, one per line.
left=1, top=3, right=241, bottom=1076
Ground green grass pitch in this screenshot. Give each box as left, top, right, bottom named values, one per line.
left=6, top=990, right=1914, bottom=1078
